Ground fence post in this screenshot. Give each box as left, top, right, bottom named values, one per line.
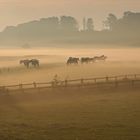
left=81, top=79, right=84, bottom=85
left=51, top=80, right=57, bottom=88
left=115, top=77, right=118, bottom=88
left=131, top=80, right=134, bottom=87
left=19, top=84, right=23, bottom=92
left=94, top=78, right=96, bottom=83
left=124, top=75, right=127, bottom=80
left=19, top=84, right=22, bottom=89
left=106, top=76, right=109, bottom=82
left=65, top=80, right=68, bottom=87
left=33, top=82, right=37, bottom=88
left=115, top=76, right=118, bottom=81
left=7, top=68, right=10, bottom=72
left=51, top=81, right=54, bottom=88
left=134, top=74, right=137, bottom=79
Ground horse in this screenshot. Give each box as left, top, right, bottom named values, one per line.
left=20, top=59, right=39, bottom=68
left=30, top=59, right=39, bottom=67
left=93, top=55, right=107, bottom=62
left=81, top=57, right=95, bottom=64
left=67, top=57, right=79, bottom=65
left=20, top=59, right=30, bottom=68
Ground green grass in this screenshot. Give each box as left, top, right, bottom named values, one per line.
left=0, top=88, right=140, bottom=140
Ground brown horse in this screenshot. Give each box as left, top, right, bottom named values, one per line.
left=20, top=59, right=39, bottom=68
left=67, top=57, right=79, bottom=65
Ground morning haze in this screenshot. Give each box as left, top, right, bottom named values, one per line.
left=0, top=1, right=140, bottom=140
left=0, top=0, right=140, bottom=30
left=0, top=10, right=140, bottom=46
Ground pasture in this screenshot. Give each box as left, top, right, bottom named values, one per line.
left=0, top=46, right=140, bottom=139
left=0, top=87, right=140, bottom=140
left=1, top=47, right=140, bottom=85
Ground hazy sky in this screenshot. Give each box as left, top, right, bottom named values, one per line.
left=0, top=0, right=140, bottom=31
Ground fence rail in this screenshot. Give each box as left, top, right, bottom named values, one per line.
left=1, top=74, right=140, bottom=92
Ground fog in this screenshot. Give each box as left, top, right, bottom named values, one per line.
left=0, top=45, right=140, bottom=85
left=1, top=1, right=140, bottom=139
left=0, top=0, right=139, bottom=31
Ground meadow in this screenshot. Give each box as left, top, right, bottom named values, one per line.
left=0, top=46, right=140, bottom=85
left=0, top=87, right=140, bottom=140
left=0, top=46, right=140, bottom=140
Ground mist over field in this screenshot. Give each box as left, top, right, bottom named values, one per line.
left=0, top=45, right=140, bottom=85
left=1, top=45, right=140, bottom=139
left=0, top=1, right=140, bottom=140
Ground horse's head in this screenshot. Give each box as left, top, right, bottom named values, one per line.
left=20, top=59, right=30, bottom=64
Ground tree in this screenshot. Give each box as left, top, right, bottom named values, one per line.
left=40, top=17, right=59, bottom=32
left=60, top=16, right=79, bottom=32
left=83, top=17, right=86, bottom=31
left=86, top=18, right=94, bottom=31
left=103, top=13, right=117, bottom=31
left=123, top=11, right=133, bottom=18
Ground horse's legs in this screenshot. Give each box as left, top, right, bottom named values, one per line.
left=37, top=62, right=39, bottom=67
left=27, top=62, right=30, bottom=68
left=27, top=64, right=29, bottom=68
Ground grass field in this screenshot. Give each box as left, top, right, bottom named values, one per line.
left=0, top=47, right=140, bottom=85
left=0, top=87, right=140, bottom=140
left=0, top=47, right=140, bottom=140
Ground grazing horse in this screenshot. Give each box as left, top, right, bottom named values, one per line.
left=20, top=59, right=39, bottom=68
left=30, top=59, right=39, bottom=67
left=93, top=55, right=107, bottom=62
left=20, top=59, right=30, bottom=68
left=67, top=57, right=79, bottom=65
left=81, top=57, right=95, bottom=64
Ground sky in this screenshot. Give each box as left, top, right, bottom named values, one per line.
left=0, top=0, right=140, bottom=31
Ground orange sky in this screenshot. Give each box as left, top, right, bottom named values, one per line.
left=0, top=0, right=140, bottom=31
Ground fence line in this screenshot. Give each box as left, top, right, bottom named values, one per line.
left=1, top=74, right=140, bottom=92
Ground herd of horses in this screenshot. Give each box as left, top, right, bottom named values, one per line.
left=67, top=55, right=107, bottom=65
left=20, top=59, right=39, bottom=68
left=19, top=55, right=107, bottom=68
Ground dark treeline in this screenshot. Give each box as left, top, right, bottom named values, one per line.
left=0, top=11, right=140, bottom=47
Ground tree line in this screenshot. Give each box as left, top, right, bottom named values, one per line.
left=0, top=11, right=140, bottom=46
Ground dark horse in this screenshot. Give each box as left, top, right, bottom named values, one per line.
left=93, top=55, right=107, bottom=61
left=20, top=59, right=30, bottom=68
left=67, top=57, right=79, bottom=65
left=20, top=59, right=39, bottom=68
left=81, top=57, right=95, bottom=64
left=30, top=59, right=39, bottom=67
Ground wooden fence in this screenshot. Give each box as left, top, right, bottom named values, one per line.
left=1, top=74, right=140, bottom=92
